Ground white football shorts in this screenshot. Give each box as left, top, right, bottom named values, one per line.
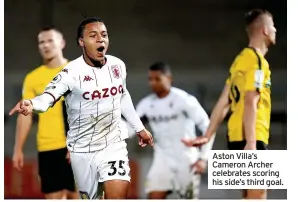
left=70, top=138, right=131, bottom=199
left=145, top=153, right=201, bottom=199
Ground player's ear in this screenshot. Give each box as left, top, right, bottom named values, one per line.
left=262, top=25, right=269, bottom=36
left=61, top=39, right=66, bottom=50
left=167, top=74, right=173, bottom=83
left=78, top=38, right=84, bottom=47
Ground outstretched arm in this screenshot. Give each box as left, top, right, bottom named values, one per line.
left=204, top=84, right=230, bottom=140
left=243, top=68, right=264, bottom=150
left=9, top=69, right=74, bottom=115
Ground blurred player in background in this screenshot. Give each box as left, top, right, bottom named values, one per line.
left=12, top=27, right=78, bottom=199
left=9, top=17, right=153, bottom=199
left=182, top=9, right=276, bottom=199
left=126, top=62, right=215, bottom=199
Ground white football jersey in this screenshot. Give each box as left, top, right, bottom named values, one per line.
left=30, top=55, right=144, bottom=152
left=134, top=87, right=214, bottom=164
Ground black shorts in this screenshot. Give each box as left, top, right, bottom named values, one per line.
left=227, top=140, right=267, bottom=150
left=38, top=147, right=76, bottom=194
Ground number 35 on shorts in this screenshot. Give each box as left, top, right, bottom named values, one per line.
left=107, top=160, right=130, bottom=177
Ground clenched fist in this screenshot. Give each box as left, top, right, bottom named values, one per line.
left=136, top=129, right=153, bottom=147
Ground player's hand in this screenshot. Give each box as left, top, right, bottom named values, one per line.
left=136, top=129, right=153, bottom=147
left=191, top=159, right=207, bottom=174
left=12, top=150, right=24, bottom=171
left=181, top=136, right=209, bottom=147
left=9, top=100, right=33, bottom=116
left=244, top=142, right=256, bottom=150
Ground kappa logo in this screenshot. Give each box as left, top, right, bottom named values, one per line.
left=111, top=65, right=120, bottom=79
left=83, top=75, right=94, bottom=82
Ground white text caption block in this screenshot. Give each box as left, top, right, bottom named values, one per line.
left=208, top=150, right=287, bottom=189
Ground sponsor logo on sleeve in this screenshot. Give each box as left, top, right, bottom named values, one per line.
left=51, top=74, right=62, bottom=84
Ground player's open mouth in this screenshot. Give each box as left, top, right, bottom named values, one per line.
left=97, top=46, right=105, bottom=52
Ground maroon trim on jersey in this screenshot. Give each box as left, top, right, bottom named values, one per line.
left=43, top=92, right=58, bottom=106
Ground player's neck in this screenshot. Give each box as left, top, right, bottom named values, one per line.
left=83, top=54, right=106, bottom=68
left=156, top=89, right=171, bottom=99
left=248, top=40, right=268, bottom=56
left=44, top=56, right=67, bottom=68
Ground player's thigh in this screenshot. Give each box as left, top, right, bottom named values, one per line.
left=38, top=148, right=72, bottom=195
left=145, top=156, right=173, bottom=195
left=99, top=140, right=131, bottom=199
left=245, top=189, right=267, bottom=199
left=70, top=152, right=99, bottom=199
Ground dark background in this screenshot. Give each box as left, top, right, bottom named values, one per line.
left=4, top=0, right=286, bottom=199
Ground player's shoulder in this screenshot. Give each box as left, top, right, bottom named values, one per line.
left=24, top=65, right=46, bottom=81
left=241, top=47, right=261, bottom=60
left=171, top=87, right=197, bottom=103
left=238, top=48, right=263, bottom=65
left=230, top=48, right=260, bottom=72
left=60, top=57, right=83, bottom=74
left=25, top=65, right=45, bottom=77
left=106, top=55, right=127, bottom=76
left=171, top=87, right=192, bottom=99
left=137, top=94, right=156, bottom=108
left=65, top=56, right=82, bottom=68
left=106, top=55, right=125, bottom=66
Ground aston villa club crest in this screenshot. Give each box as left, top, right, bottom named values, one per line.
left=111, top=65, right=121, bottom=79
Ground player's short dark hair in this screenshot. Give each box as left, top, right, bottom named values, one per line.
left=244, top=9, right=272, bottom=27
left=77, top=17, right=104, bottom=43
left=149, top=62, right=171, bottom=74
left=38, top=26, right=63, bottom=37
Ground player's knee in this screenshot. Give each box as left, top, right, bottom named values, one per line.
left=44, top=191, right=65, bottom=199
left=246, top=189, right=266, bottom=199
left=66, top=190, right=79, bottom=199
left=103, top=180, right=129, bottom=199
left=104, top=190, right=127, bottom=199
left=148, top=191, right=168, bottom=199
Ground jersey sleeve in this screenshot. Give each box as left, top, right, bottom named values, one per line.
left=120, top=61, right=145, bottom=133
left=135, top=99, right=148, bottom=122
left=243, top=52, right=265, bottom=92
left=43, top=67, right=75, bottom=103
left=183, top=95, right=210, bottom=133
left=30, top=67, right=75, bottom=112
left=22, top=74, right=36, bottom=99
left=245, top=66, right=265, bottom=92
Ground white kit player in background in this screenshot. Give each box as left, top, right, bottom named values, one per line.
left=9, top=17, right=153, bottom=200
left=125, top=62, right=215, bottom=199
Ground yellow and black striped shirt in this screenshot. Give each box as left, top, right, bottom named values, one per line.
left=22, top=64, right=68, bottom=152
left=226, top=47, right=271, bottom=144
